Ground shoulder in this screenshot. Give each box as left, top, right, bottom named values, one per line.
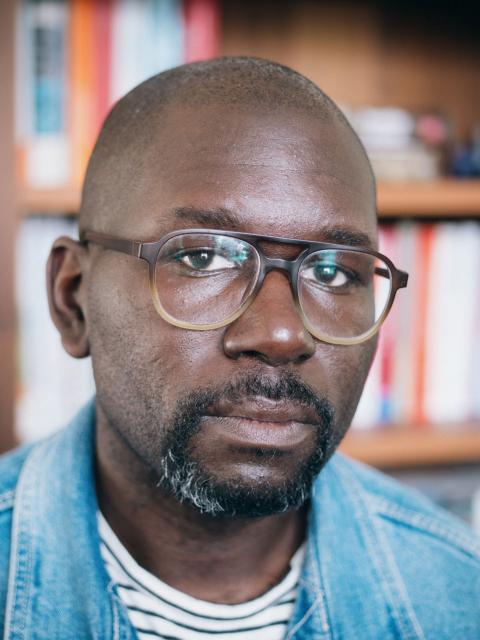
left=330, top=452, right=480, bottom=560
left=328, top=453, right=480, bottom=638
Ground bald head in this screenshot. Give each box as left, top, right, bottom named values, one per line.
left=79, top=56, right=373, bottom=234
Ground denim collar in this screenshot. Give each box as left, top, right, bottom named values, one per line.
left=5, top=399, right=421, bottom=640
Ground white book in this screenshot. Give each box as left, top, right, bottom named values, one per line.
left=351, top=339, right=382, bottom=430
left=20, top=0, right=71, bottom=187
left=110, top=0, right=183, bottom=104
left=469, top=224, right=480, bottom=419
left=423, top=222, right=480, bottom=424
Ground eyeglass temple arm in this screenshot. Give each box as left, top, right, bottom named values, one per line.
left=80, top=230, right=142, bottom=258
left=375, top=266, right=409, bottom=289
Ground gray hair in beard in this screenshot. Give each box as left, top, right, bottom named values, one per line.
left=156, top=371, right=336, bottom=517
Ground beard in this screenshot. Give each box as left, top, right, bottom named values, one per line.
left=154, top=371, right=336, bottom=519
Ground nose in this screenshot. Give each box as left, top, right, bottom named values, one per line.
left=223, top=270, right=316, bottom=366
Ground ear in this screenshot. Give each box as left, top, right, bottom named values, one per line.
left=46, top=236, right=90, bottom=358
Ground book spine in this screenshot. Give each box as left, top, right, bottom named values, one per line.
left=423, top=222, right=480, bottom=424
left=390, top=222, right=416, bottom=424
left=70, top=0, right=97, bottom=187
left=183, top=0, right=220, bottom=63
left=24, top=0, right=70, bottom=187
left=93, top=0, right=113, bottom=131
left=410, top=223, right=435, bottom=425
left=378, top=225, right=397, bottom=423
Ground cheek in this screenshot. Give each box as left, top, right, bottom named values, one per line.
left=317, top=337, right=377, bottom=432
left=85, top=255, right=223, bottom=418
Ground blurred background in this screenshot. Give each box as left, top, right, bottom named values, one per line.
left=1, top=0, right=480, bottom=528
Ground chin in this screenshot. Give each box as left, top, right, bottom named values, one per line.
left=157, top=447, right=327, bottom=518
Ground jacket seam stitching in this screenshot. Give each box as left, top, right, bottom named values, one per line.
left=107, top=581, right=121, bottom=640
left=0, top=490, right=14, bottom=512
left=336, top=463, right=425, bottom=640
left=306, top=503, right=332, bottom=638
left=285, top=591, right=326, bottom=640
left=3, top=447, right=39, bottom=640
left=371, top=497, right=480, bottom=561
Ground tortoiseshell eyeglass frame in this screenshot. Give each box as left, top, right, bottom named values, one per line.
left=80, top=228, right=408, bottom=346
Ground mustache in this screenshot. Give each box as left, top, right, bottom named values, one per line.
left=173, top=371, right=335, bottom=431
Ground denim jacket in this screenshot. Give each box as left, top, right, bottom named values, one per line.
left=0, top=399, right=479, bottom=639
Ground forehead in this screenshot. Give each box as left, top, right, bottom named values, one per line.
left=116, top=105, right=377, bottom=245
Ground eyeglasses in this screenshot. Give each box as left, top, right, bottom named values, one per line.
left=80, top=228, right=408, bottom=346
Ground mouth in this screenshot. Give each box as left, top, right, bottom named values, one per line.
left=202, top=397, right=320, bottom=450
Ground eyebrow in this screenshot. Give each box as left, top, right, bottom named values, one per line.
left=172, top=206, right=374, bottom=249
left=318, top=227, right=374, bottom=249
left=173, top=206, right=243, bottom=230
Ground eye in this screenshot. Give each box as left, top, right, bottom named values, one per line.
left=177, top=249, right=237, bottom=272
left=302, top=261, right=353, bottom=288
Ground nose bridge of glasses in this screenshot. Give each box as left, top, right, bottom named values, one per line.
left=263, top=256, right=294, bottom=280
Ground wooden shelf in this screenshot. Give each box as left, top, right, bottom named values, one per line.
left=18, top=185, right=81, bottom=214
left=340, top=423, right=480, bottom=469
left=377, top=179, right=480, bottom=217
left=17, top=179, right=480, bottom=217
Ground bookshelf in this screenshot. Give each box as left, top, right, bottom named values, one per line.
left=17, top=180, right=480, bottom=218
left=2, top=0, right=480, bottom=470
left=341, top=424, right=480, bottom=470
left=12, top=180, right=480, bottom=469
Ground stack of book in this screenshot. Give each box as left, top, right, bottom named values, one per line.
left=353, top=221, right=480, bottom=430
left=15, top=0, right=220, bottom=189
left=343, top=107, right=446, bottom=181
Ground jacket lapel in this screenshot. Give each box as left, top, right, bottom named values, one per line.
left=4, top=399, right=135, bottom=640
left=287, top=454, right=423, bottom=640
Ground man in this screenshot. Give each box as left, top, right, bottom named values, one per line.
left=1, top=58, right=479, bottom=639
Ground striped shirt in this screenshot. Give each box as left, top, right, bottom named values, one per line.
left=98, top=512, right=304, bottom=640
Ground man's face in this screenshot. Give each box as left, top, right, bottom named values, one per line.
left=87, top=105, right=377, bottom=517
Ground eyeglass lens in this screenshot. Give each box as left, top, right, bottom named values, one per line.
left=154, top=233, right=392, bottom=339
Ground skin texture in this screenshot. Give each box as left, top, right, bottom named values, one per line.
left=47, top=66, right=377, bottom=604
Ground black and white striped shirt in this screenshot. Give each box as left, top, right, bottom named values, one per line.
left=98, top=512, right=304, bottom=640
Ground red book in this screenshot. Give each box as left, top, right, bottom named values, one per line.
left=411, top=224, right=435, bottom=426
left=183, top=0, right=220, bottom=63
left=92, top=0, right=113, bottom=133
left=378, top=225, right=397, bottom=423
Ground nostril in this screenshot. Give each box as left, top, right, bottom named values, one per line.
left=297, top=352, right=311, bottom=364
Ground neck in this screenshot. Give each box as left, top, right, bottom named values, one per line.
left=95, top=410, right=307, bottom=604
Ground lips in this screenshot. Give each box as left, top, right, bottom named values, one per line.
left=202, top=397, right=320, bottom=450
left=206, top=396, right=320, bottom=425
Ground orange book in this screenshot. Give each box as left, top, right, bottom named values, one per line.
left=69, top=0, right=97, bottom=188
left=410, top=224, right=435, bottom=425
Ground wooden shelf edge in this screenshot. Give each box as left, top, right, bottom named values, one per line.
left=17, top=186, right=81, bottom=214
left=340, top=422, right=480, bottom=469
left=377, top=179, right=480, bottom=217
left=17, top=179, right=480, bottom=217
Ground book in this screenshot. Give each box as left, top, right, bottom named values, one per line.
left=17, top=0, right=215, bottom=190
left=352, top=221, right=480, bottom=431
left=410, top=224, right=435, bottom=425
left=423, top=222, right=480, bottom=424
left=18, top=0, right=70, bottom=187
left=183, top=0, right=220, bottom=62
left=110, top=0, right=184, bottom=104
